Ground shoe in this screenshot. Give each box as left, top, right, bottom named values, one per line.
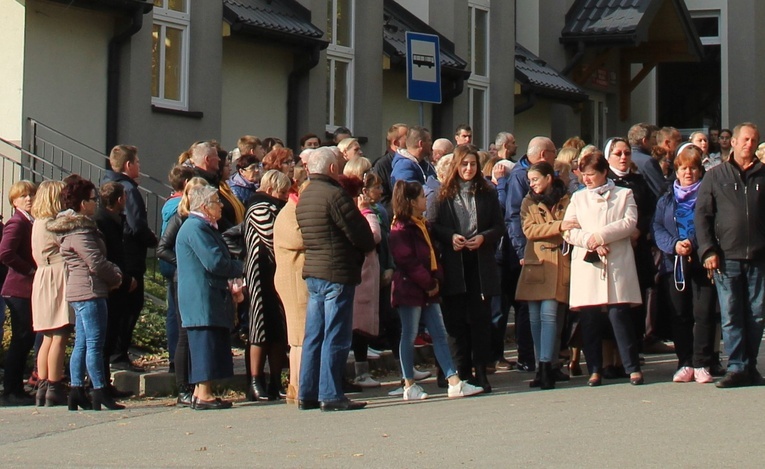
left=496, top=358, right=513, bottom=371
left=1, top=392, right=35, bottom=406
left=45, top=381, right=68, bottom=407
left=709, top=353, right=727, bottom=377
left=298, top=399, right=320, bottom=410
left=694, top=367, right=714, bottom=384
left=413, top=335, right=428, bottom=348
left=249, top=376, right=269, bottom=401
left=92, top=388, right=125, bottom=411
left=747, top=365, right=764, bottom=386
left=673, top=366, right=694, bottom=383
left=630, top=372, right=644, bottom=385
left=193, top=397, right=232, bottom=410
left=474, top=366, right=492, bottom=393
left=569, top=362, right=583, bottom=376
left=529, top=370, right=541, bottom=388
left=268, top=380, right=286, bottom=400
left=67, top=386, right=92, bottom=410
left=353, top=373, right=381, bottom=388
left=715, top=371, right=751, bottom=388
left=177, top=391, right=193, bottom=407
left=413, top=368, right=432, bottom=381
left=514, top=361, right=535, bottom=372
left=26, top=371, right=40, bottom=387
left=35, top=379, right=49, bottom=407
left=320, top=398, right=367, bottom=411
left=367, top=347, right=383, bottom=359
left=552, top=367, right=570, bottom=382
left=286, top=384, right=298, bottom=404
left=403, top=383, right=429, bottom=401
left=387, top=386, right=405, bottom=397
left=447, top=380, right=483, bottom=398
left=342, top=379, right=363, bottom=394
left=105, top=384, right=134, bottom=399
left=540, top=362, right=555, bottom=390
left=587, top=374, right=602, bottom=387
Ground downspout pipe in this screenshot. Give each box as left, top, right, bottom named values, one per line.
left=106, top=2, right=152, bottom=157
left=287, top=44, right=322, bottom=150
left=561, top=40, right=586, bottom=76
left=514, top=87, right=537, bottom=115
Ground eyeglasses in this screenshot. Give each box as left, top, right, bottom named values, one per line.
left=208, top=199, right=224, bottom=207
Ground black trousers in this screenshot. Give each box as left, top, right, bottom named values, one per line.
left=580, top=304, right=641, bottom=374
left=3, top=297, right=34, bottom=394
left=663, top=268, right=718, bottom=368
left=172, top=280, right=190, bottom=388
left=111, top=276, right=144, bottom=363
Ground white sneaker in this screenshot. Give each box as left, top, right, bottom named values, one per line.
left=447, top=380, right=484, bottom=398
left=403, top=383, right=429, bottom=401
left=353, top=373, right=381, bottom=388
left=413, top=368, right=432, bottom=381
left=388, top=386, right=404, bottom=396
left=366, top=347, right=381, bottom=360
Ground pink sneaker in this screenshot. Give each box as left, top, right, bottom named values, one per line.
left=672, top=366, right=694, bottom=383
left=694, top=367, right=714, bottom=384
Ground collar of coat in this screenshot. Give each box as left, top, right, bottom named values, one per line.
left=47, top=209, right=98, bottom=235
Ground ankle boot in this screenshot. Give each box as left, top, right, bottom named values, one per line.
left=540, top=362, right=555, bottom=390
left=530, top=365, right=542, bottom=388
left=92, top=388, right=125, bottom=411
left=268, top=376, right=285, bottom=401
left=249, top=376, right=269, bottom=401
left=475, top=365, right=492, bottom=394
left=35, top=379, right=49, bottom=407
left=45, top=381, right=68, bottom=407
left=68, top=386, right=92, bottom=411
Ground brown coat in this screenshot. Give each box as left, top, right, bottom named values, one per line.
left=47, top=210, right=122, bottom=302
left=31, top=218, right=73, bottom=331
left=273, top=198, right=308, bottom=346
left=515, top=193, right=571, bottom=303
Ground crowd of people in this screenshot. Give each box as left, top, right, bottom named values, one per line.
left=2, top=121, right=764, bottom=411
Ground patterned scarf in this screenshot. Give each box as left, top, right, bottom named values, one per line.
left=673, top=179, right=701, bottom=240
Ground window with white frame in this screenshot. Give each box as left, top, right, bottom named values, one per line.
left=151, top=0, right=190, bottom=110
left=326, top=0, right=354, bottom=132
left=468, top=0, right=489, bottom=148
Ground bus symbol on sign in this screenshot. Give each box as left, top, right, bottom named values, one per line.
left=413, top=54, right=435, bottom=68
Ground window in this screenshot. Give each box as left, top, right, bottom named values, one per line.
left=326, top=0, right=354, bottom=132
left=467, top=1, right=489, bottom=148
left=152, top=0, right=190, bottom=110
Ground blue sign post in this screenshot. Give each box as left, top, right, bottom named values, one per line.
left=406, top=32, right=441, bottom=115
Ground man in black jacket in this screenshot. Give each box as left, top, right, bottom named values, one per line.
left=296, top=147, right=375, bottom=411
left=101, top=145, right=158, bottom=369
left=696, top=122, right=765, bottom=388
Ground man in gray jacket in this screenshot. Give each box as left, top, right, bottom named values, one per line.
left=296, top=147, right=375, bottom=411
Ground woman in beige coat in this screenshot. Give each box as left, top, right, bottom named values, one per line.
left=516, top=162, right=574, bottom=390
left=562, top=151, right=644, bottom=387
left=273, top=184, right=308, bottom=404
left=30, top=180, right=71, bottom=406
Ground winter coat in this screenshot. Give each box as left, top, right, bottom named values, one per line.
left=296, top=174, right=375, bottom=285
left=31, top=217, right=72, bottom=331
left=176, top=214, right=244, bottom=329
left=156, top=212, right=184, bottom=270
left=352, top=208, right=381, bottom=336
left=695, top=158, right=765, bottom=261
left=228, top=172, right=258, bottom=205
left=159, top=194, right=181, bottom=277
left=101, top=170, right=158, bottom=275
left=0, top=210, right=35, bottom=298
left=515, top=190, right=571, bottom=303
left=652, top=190, right=703, bottom=276
left=501, top=154, right=531, bottom=260
left=47, top=210, right=122, bottom=302
left=563, top=185, right=642, bottom=310
left=431, top=184, right=504, bottom=297
left=389, top=218, right=444, bottom=308
left=632, top=147, right=668, bottom=199
left=390, top=149, right=436, bottom=188
left=273, top=196, right=308, bottom=347
left=94, top=207, right=136, bottom=295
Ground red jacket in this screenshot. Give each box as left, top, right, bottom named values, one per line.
left=0, top=210, right=35, bottom=298
left=389, top=219, right=443, bottom=308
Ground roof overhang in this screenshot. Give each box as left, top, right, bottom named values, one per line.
left=41, top=0, right=153, bottom=14
left=515, top=43, right=588, bottom=104
left=223, top=0, right=328, bottom=49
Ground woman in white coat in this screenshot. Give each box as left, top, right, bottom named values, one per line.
left=562, top=151, right=644, bottom=387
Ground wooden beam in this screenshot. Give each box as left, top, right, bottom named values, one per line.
left=572, top=48, right=612, bottom=85
left=619, top=57, right=631, bottom=122
left=627, top=62, right=657, bottom=93
left=622, top=41, right=699, bottom=63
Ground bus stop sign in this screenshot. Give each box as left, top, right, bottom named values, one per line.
left=406, top=32, right=441, bottom=104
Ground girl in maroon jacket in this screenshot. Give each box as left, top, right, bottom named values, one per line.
left=390, top=180, right=483, bottom=401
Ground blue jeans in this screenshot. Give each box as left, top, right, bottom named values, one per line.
left=299, top=278, right=355, bottom=402
left=714, top=259, right=765, bottom=373
left=164, top=277, right=179, bottom=364
left=399, top=303, right=456, bottom=380
left=529, top=300, right=559, bottom=363
left=70, top=299, right=108, bottom=389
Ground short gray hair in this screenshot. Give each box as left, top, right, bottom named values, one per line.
left=191, top=142, right=216, bottom=166
left=259, top=169, right=291, bottom=194
left=495, top=132, right=513, bottom=147
left=187, top=185, right=219, bottom=212
left=306, top=147, right=336, bottom=175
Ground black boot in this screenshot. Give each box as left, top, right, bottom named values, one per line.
left=92, top=388, right=125, bottom=411
left=540, top=362, right=555, bottom=390
left=249, top=376, right=269, bottom=401
left=268, top=377, right=285, bottom=401
left=45, top=381, right=68, bottom=407
left=35, top=379, right=49, bottom=407
left=176, top=384, right=194, bottom=407
left=529, top=367, right=542, bottom=388
left=68, top=386, right=92, bottom=411
left=105, top=384, right=134, bottom=399
left=474, top=365, right=492, bottom=394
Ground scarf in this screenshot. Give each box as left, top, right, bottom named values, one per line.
left=190, top=211, right=218, bottom=230
left=588, top=179, right=615, bottom=196
left=218, top=181, right=245, bottom=224
left=609, top=166, right=629, bottom=178
left=453, top=180, right=478, bottom=238
left=673, top=179, right=700, bottom=240
left=410, top=216, right=438, bottom=272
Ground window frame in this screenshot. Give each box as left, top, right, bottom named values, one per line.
left=151, top=0, right=191, bottom=111
left=468, top=0, right=490, bottom=148
left=325, top=0, right=355, bottom=133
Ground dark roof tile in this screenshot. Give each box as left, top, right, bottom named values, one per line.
left=515, top=44, right=587, bottom=102
left=224, top=0, right=324, bottom=41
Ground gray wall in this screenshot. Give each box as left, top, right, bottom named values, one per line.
left=726, top=0, right=765, bottom=127
left=352, top=0, right=384, bottom=157
left=488, top=0, right=516, bottom=140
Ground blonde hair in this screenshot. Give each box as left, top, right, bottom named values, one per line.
left=178, top=177, right=209, bottom=217
left=31, top=180, right=64, bottom=219
left=342, top=156, right=372, bottom=179
left=435, top=153, right=453, bottom=183
left=556, top=147, right=579, bottom=166
left=259, top=170, right=291, bottom=195
left=8, top=180, right=36, bottom=205
left=337, top=137, right=359, bottom=156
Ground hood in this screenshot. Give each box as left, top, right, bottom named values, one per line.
left=102, top=170, right=134, bottom=185
left=47, top=209, right=98, bottom=235
left=229, top=172, right=256, bottom=189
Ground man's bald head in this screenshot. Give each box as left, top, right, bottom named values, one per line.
left=527, top=136, right=556, bottom=165
left=431, top=138, right=454, bottom=163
